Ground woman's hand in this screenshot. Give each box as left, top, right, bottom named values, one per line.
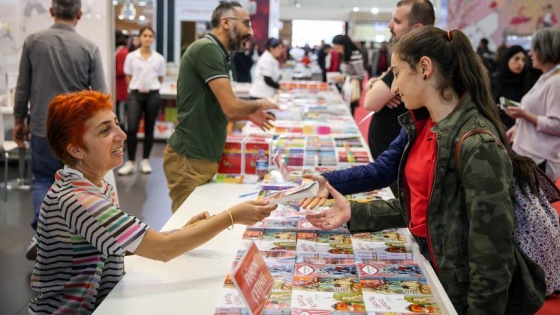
left=299, top=174, right=329, bottom=209
left=505, top=106, right=526, bottom=119
left=227, top=200, right=277, bottom=225
left=505, top=107, right=538, bottom=126
left=334, top=75, right=345, bottom=84
left=305, top=182, right=351, bottom=230
left=185, top=211, right=211, bottom=227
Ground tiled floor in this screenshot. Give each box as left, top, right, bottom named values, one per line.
left=0, top=142, right=172, bottom=315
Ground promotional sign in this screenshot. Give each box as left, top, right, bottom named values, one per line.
left=231, top=241, right=274, bottom=315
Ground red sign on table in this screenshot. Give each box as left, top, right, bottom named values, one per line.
left=231, top=241, right=274, bottom=315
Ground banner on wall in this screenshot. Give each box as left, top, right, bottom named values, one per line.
left=448, top=0, right=559, bottom=50
left=176, top=0, right=219, bottom=21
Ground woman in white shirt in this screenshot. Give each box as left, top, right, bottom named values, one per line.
left=506, top=28, right=560, bottom=181
left=119, top=27, right=166, bottom=175
left=249, top=38, right=284, bottom=98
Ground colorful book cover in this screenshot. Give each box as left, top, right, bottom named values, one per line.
left=356, top=261, right=424, bottom=280
left=360, top=278, right=432, bottom=295
left=250, top=218, right=300, bottom=231
left=293, top=276, right=362, bottom=294
left=214, top=287, right=249, bottom=315
left=361, top=293, right=440, bottom=314
left=243, top=229, right=298, bottom=242
left=296, top=244, right=354, bottom=262
left=239, top=237, right=297, bottom=252
left=351, top=230, right=408, bottom=243
left=352, top=241, right=413, bottom=262
left=297, top=231, right=353, bottom=247
left=262, top=181, right=319, bottom=205
left=294, top=262, right=358, bottom=278
left=264, top=290, right=292, bottom=314
left=291, top=289, right=366, bottom=314
left=337, top=149, right=370, bottom=164
left=334, top=136, right=363, bottom=148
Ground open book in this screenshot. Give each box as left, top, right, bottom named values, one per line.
left=263, top=181, right=319, bottom=205
left=499, top=96, right=520, bottom=109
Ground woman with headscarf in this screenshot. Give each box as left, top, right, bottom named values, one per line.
left=491, top=45, right=538, bottom=130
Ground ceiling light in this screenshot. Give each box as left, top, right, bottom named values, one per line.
left=353, top=7, right=359, bottom=12
left=120, top=0, right=136, bottom=20
left=371, top=7, right=379, bottom=14
left=295, top=1, right=301, bottom=8
left=112, top=0, right=118, bottom=5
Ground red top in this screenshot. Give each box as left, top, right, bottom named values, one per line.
left=328, top=51, right=340, bottom=72
left=115, top=45, right=129, bottom=101
left=405, top=119, right=437, bottom=237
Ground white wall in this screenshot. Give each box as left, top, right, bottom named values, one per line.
left=0, top=0, right=113, bottom=101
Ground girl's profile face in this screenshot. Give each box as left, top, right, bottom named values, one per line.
left=528, top=47, right=542, bottom=71
left=390, top=54, right=424, bottom=110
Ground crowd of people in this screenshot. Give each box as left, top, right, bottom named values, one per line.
left=10, top=0, right=560, bottom=314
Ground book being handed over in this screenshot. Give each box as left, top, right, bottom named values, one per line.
left=263, top=181, right=319, bottom=205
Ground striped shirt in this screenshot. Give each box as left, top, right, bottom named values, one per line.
left=29, top=166, right=149, bottom=314
left=340, top=50, right=366, bottom=81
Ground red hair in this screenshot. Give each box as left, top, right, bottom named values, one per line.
left=47, top=90, right=114, bottom=165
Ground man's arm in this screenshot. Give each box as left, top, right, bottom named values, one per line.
left=208, top=77, right=277, bottom=117
left=363, top=77, right=396, bottom=112
left=90, top=46, right=107, bottom=92
left=13, top=40, right=31, bottom=147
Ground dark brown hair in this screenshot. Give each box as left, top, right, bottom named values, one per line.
left=396, top=0, right=435, bottom=27
left=210, top=1, right=242, bottom=28
left=393, top=26, right=540, bottom=193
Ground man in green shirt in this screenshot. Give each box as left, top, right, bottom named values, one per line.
left=164, top=1, right=277, bottom=212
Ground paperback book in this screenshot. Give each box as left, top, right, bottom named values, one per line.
left=262, top=181, right=320, bottom=205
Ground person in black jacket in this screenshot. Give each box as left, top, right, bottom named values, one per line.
left=232, top=40, right=254, bottom=83
left=491, top=45, right=538, bottom=130
left=317, top=44, right=332, bottom=82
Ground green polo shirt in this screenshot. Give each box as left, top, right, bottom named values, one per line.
left=168, top=33, right=230, bottom=162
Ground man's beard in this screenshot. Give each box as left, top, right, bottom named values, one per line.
left=228, top=26, right=246, bottom=52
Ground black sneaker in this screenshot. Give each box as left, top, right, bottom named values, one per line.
left=26, top=236, right=37, bottom=261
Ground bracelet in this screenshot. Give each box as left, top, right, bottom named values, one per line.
left=225, top=210, right=234, bottom=230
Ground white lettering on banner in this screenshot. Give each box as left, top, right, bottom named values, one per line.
left=251, top=273, right=268, bottom=302
left=243, top=261, right=258, bottom=284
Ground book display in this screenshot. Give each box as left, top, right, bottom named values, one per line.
left=214, top=202, right=448, bottom=314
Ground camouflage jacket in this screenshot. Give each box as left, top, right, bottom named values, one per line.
left=348, top=94, right=545, bottom=314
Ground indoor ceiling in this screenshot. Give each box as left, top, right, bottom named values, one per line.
left=278, top=0, right=400, bottom=21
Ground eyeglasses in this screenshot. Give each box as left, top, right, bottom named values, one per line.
left=225, top=17, right=252, bottom=28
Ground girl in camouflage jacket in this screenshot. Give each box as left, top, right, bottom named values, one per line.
left=305, top=27, right=546, bottom=315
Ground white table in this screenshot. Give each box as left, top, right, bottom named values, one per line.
left=94, top=181, right=456, bottom=315
left=93, top=183, right=258, bottom=314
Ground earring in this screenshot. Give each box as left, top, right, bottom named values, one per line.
left=423, top=74, right=427, bottom=80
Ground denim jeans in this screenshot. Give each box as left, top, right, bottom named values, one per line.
left=30, top=136, right=62, bottom=230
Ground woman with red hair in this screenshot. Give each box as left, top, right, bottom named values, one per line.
left=29, top=90, right=276, bottom=314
